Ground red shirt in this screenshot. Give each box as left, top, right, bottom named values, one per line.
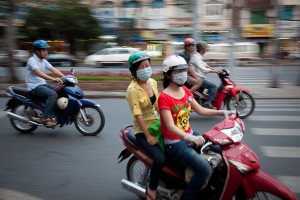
left=158, top=86, right=193, bottom=140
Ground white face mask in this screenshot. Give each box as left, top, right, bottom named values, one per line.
left=172, top=71, right=187, bottom=86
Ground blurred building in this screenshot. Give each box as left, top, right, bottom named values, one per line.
left=80, top=0, right=300, bottom=56
left=0, top=0, right=299, bottom=56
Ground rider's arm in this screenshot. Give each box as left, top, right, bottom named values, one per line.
left=204, top=62, right=222, bottom=74
left=136, top=115, right=152, bottom=138
left=187, top=66, right=202, bottom=83
left=33, top=68, right=58, bottom=82
left=48, top=66, right=64, bottom=77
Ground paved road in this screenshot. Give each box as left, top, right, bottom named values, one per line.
left=0, top=98, right=299, bottom=199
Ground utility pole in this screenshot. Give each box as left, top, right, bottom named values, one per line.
left=228, top=0, right=240, bottom=79
left=190, top=0, right=200, bottom=41
left=269, top=0, right=281, bottom=88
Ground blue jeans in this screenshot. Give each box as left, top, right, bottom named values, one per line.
left=201, top=78, right=218, bottom=105
left=30, top=84, right=58, bottom=119
left=136, top=133, right=166, bottom=190
left=165, top=132, right=214, bottom=200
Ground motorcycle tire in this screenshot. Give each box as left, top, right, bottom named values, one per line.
left=10, top=105, right=38, bottom=134
left=226, top=91, right=255, bottom=119
left=74, top=106, right=105, bottom=136
left=126, top=156, right=148, bottom=200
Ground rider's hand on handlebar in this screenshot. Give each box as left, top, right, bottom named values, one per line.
left=220, top=110, right=236, bottom=118
left=52, top=78, right=63, bottom=84
left=183, top=134, right=205, bottom=147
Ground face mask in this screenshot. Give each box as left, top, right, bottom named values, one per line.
left=136, top=67, right=152, bottom=81
left=172, top=71, right=187, bottom=86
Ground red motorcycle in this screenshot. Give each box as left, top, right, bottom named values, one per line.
left=118, top=114, right=297, bottom=200
left=193, top=69, right=255, bottom=119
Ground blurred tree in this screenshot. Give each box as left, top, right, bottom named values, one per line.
left=1, top=0, right=101, bottom=83
left=2, top=0, right=19, bottom=83
left=20, top=0, right=101, bottom=55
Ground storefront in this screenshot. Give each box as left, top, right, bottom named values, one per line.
left=242, top=24, right=274, bottom=55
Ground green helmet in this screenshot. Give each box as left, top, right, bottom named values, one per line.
left=128, top=51, right=150, bottom=70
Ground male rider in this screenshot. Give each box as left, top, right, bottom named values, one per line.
left=25, top=40, right=64, bottom=127
left=179, top=38, right=203, bottom=96
left=189, top=41, right=222, bottom=110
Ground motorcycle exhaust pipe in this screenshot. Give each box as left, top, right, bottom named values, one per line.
left=121, top=179, right=146, bottom=198
left=7, top=111, right=40, bottom=126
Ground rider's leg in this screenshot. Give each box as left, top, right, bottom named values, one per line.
left=166, top=140, right=212, bottom=200
left=135, top=133, right=166, bottom=199
left=30, top=84, right=58, bottom=121
left=201, top=79, right=217, bottom=106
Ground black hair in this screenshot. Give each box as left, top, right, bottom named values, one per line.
left=162, top=71, right=172, bottom=89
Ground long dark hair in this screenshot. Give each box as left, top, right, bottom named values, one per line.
left=162, top=71, right=172, bottom=89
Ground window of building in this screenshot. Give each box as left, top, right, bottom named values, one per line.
left=123, top=1, right=139, bottom=8
left=205, top=3, right=225, bottom=16
left=251, top=10, right=268, bottom=24
left=151, top=0, right=164, bottom=8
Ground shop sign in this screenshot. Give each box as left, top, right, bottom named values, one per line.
left=243, top=24, right=273, bottom=38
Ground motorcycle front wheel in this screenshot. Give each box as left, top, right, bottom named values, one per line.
left=74, top=106, right=105, bottom=136
left=234, top=191, right=287, bottom=200
left=10, top=105, right=38, bottom=133
left=226, top=91, right=255, bottom=119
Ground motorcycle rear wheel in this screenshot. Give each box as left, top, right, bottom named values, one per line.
left=226, top=91, right=255, bottom=119
left=126, top=156, right=149, bottom=199
left=10, top=105, right=38, bottom=134
left=74, top=106, right=105, bottom=136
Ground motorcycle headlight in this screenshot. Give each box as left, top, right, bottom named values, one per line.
left=220, top=121, right=244, bottom=144
left=66, top=77, right=78, bottom=84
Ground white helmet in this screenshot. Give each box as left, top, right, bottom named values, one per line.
left=162, top=55, right=188, bottom=73
left=57, top=97, right=69, bottom=110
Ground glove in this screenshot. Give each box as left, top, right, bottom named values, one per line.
left=221, top=110, right=236, bottom=118
left=183, top=134, right=205, bottom=147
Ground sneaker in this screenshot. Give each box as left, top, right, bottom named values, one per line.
left=203, top=104, right=217, bottom=110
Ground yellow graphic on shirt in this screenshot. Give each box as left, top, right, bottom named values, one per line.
left=174, top=104, right=192, bottom=131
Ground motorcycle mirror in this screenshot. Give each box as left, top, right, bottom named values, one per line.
left=71, top=68, right=75, bottom=75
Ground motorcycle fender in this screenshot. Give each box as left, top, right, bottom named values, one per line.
left=229, top=86, right=249, bottom=98
left=4, top=98, right=21, bottom=111
left=79, top=98, right=100, bottom=107
left=117, top=148, right=132, bottom=163
left=241, top=170, right=297, bottom=200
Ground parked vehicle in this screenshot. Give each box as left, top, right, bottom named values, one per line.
left=83, top=46, right=139, bottom=67
left=46, top=53, right=78, bottom=67
left=204, top=42, right=260, bottom=63
left=189, top=69, right=255, bottom=118
left=118, top=114, right=297, bottom=200
left=0, top=50, right=30, bottom=66
left=4, top=69, right=105, bottom=136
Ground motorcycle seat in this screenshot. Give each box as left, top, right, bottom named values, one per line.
left=8, top=86, right=39, bottom=99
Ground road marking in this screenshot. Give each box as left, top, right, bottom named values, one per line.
left=255, top=108, right=300, bottom=112
left=277, top=176, right=300, bottom=193
left=252, top=128, right=300, bottom=136
left=247, top=116, right=300, bottom=121
left=0, top=188, right=43, bottom=200
left=261, top=146, right=300, bottom=158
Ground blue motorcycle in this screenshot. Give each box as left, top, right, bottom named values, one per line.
left=4, top=70, right=105, bottom=136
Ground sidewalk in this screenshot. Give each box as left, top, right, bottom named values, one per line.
left=1, top=81, right=300, bottom=99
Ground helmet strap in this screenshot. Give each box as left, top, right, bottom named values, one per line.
left=35, top=49, right=44, bottom=59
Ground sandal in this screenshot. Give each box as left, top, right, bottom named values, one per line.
left=146, top=187, right=156, bottom=200
left=42, top=118, right=57, bottom=127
